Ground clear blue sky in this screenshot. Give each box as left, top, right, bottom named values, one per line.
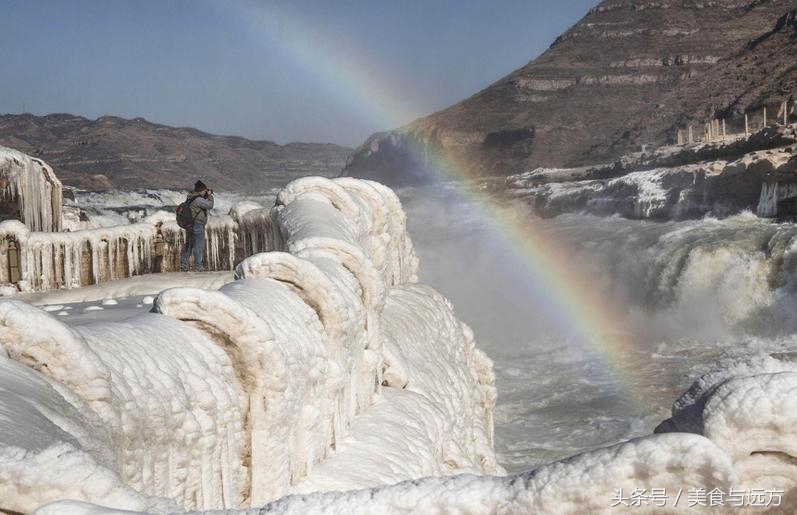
left=0, top=0, right=597, bottom=147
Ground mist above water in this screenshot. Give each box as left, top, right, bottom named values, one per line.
left=398, top=184, right=797, bottom=472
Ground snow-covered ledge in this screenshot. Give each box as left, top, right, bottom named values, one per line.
left=0, top=177, right=499, bottom=513
left=30, top=356, right=797, bottom=515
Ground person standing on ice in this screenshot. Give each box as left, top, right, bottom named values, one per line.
left=178, top=180, right=214, bottom=272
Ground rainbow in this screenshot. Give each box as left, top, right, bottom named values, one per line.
left=231, top=2, right=649, bottom=408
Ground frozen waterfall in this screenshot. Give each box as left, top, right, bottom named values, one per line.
left=0, top=146, right=63, bottom=232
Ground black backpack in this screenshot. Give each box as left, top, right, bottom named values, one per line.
left=176, top=198, right=194, bottom=228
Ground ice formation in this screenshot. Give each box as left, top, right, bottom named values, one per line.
left=32, top=433, right=741, bottom=514
left=656, top=355, right=797, bottom=497
left=181, top=433, right=735, bottom=515
left=38, top=355, right=797, bottom=514
left=4, top=176, right=796, bottom=515
left=0, top=345, right=176, bottom=513
left=0, top=300, right=246, bottom=510
left=0, top=177, right=495, bottom=513
left=0, top=211, right=241, bottom=292
left=758, top=182, right=797, bottom=217
left=289, top=284, right=499, bottom=495
left=0, top=145, right=63, bottom=232
left=233, top=206, right=273, bottom=258
left=0, top=220, right=157, bottom=291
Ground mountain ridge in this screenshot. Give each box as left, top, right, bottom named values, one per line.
left=0, top=113, right=352, bottom=191
left=344, top=0, right=795, bottom=185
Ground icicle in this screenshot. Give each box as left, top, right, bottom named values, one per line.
left=228, top=227, right=236, bottom=270
left=72, top=240, right=81, bottom=288
left=41, top=241, right=52, bottom=290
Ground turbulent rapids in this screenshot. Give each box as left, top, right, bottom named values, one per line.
left=404, top=186, right=797, bottom=467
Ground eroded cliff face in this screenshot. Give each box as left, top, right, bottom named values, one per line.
left=606, top=7, right=797, bottom=159
left=344, top=0, right=793, bottom=185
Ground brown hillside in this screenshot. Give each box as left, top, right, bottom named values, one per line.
left=0, top=113, right=351, bottom=191
left=345, top=0, right=794, bottom=185
left=598, top=7, right=797, bottom=158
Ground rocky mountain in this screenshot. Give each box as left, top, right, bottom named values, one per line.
left=0, top=114, right=351, bottom=191
left=608, top=7, right=797, bottom=157
left=344, top=0, right=795, bottom=185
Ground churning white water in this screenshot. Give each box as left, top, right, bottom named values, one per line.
left=399, top=185, right=797, bottom=473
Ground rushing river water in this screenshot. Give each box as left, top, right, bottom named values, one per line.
left=399, top=184, right=797, bottom=473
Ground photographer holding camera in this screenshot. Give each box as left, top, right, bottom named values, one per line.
left=179, top=180, right=214, bottom=272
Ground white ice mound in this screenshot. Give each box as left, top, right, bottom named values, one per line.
left=287, top=284, right=501, bottom=496
left=0, top=299, right=247, bottom=510
left=0, top=177, right=495, bottom=513
left=0, top=355, right=177, bottom=514
left=657, top=354, right=797, bottom=502
left=380, top=285, right=498, bottom=473
left=74, top=433, right=729, bottom=515
left=154, top=279, right=334, bottom=506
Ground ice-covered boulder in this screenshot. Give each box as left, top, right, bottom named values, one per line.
left=657, top=355, right=797, bottom=505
